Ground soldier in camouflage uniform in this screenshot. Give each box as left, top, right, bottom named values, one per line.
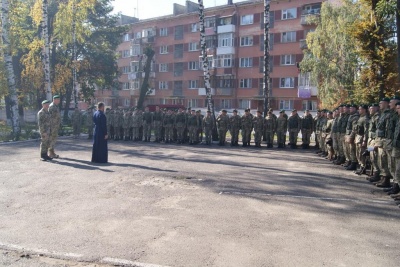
left=264, top=111, right=275, bottom=148
left=241, top=109, right=253, bottom=147
left=153, top=106, right=163, bottom=142
left=344, top=104, right=360, bottom=170
left=335, top=105, right=350, bottom=165
left=276, top=110, right=288, bottom=148
left=229, top=109, right=241, bottom=146
left=203, top=110, right=214, bottom=145
left=253, top=110, right=264, bottom=147
left=38, top=100, right=53, bottom=161
left=196, top=110, right=204, bottom=144
left=389, top=102, right=400, bottom=199
left=71, top=107, right=82, bottom=139
left=48, top=95, right=61, bottom=158
left=288, top=109, right=301, bottom=149
left=114, top=109, right=122, bottom=141
left=316, top=110, right=327, bottom=155
left=132, top=109, right=140, bottom=141
left=142, top=107, right=153, bottom=142
left=105, top=108, right=112, bottom=140
left=323, top=111, right=334, bottom=159
left=163, top=109, right=175, bottom=143
left=353, top=105, right=370, bottom=174
left=313, top=110, right=321, bottom=149
left=123, top=110, right=131, bottom=141
left=175, top=108, right=187, bottom=144
left=301, top=109, right=314, bottom=149
left=86, top=107, right=94, bottom=140
left=267, top=108, right=277, bottom=143
left=187, top=110, right=198, bottom=145
left=331, top=108, right=340, bottom=161
left=216, top=110, right=230, bottom=146
left=366, top=103, right=381, bottom=182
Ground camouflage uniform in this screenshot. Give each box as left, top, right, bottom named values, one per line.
left=38, top=106, right=51, bottom=158
left=86, top=109, right=94, bottom=139
left=105, top=109, right=112, bottom=139
left=288, top=113, right=301, bottom=148
left=323, top=117, right=333, bottom=158
left=123, top=111, right=131, bottom=141
left=142, top=110, right=153, bottom=142
left=71, top=109, right=82, bottom=138
left=163, top=112, right=175, bottom=143
left=229, top=114, right=241, bottom=146
left=331, top=114, right=340, bottom=158
left=301, top=114, right=314, bottom=148
left=276, top=115, right=288, bottom=148
left=48, top=101, right=61, bottom=156
left=368, top=110, right=380, bottom=176
left=241, top=114, right=253, bottom=146
left=175, top=111, right=187, bottom=144
left=253, top=114, right=264, bottom=147
left=317, top=115, right=328, bottom=153
left=264, top=113, right=276, bottom=147
left=354, top=113, right=370, bottom=168
left=375, top=108, right=392, bottom=179
left=109, top=110, right=115, bottom=140
left=216, top=113, right=230, bottom=146
left=203, top=114, right=214, bottom=145
left=391, top=113, right=400, bottom=188
left=196, top=113, right=204, bottom=143
left=313, top=115, right=321, bottom=148
left=345, top=111, right=360, bottom=165
left=132, top=110, right=141, bottom=141
left=338, top=112, right=350, bottom=163
left=153, top=110, right=163, bottom=142
left=187, top=113, right=199, bottom=144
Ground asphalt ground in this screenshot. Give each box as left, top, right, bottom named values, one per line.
left=0, top=137, right=399, bottom=267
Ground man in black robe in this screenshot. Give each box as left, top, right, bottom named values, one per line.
left=91, top=102, right=108, bottom=163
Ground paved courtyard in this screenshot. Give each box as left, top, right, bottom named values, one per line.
left=0, top=138, right=399, bottom=266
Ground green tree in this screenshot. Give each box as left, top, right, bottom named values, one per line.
left=300, top=0, right=361, bottom=109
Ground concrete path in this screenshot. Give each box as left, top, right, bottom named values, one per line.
left=0, top=138, right=399, bottom=267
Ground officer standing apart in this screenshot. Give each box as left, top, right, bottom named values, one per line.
left=38, top=100, right=53, bottom=161
left=48, top=95, right=61, bottom=158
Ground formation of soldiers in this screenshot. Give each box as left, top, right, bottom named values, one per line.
left=314, top=97, right=400, bottom=208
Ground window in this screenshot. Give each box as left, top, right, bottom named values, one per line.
left=188, top=61, right=199, bottom=70
left=175, top=25, right=184, bottom=40
left=124, top=98, right=130, bottom=106
left=216, top=54, right=233, bottom=68
left=205, top=17, right=216, bottom=28
left=160, top=45, right=168, bottom=54
left=199, top=55, right=214, bottom=69
left=173, top=81, right=183, bottom=96
left=131, top=61, right=139, bottom=72
left=159, top=63, right=168, bottom=72
left=303, top=4, right=321, bottom=15
left=123, top=33, right=130, bottom=42
left=174, top=62, right=184, bottom=77
left=191, top=23, right=198, bottom=32
left=279, top=100, right=294, bottom=110
left=282, top=8, right=297, bottom=20
left=280, top=55, right=295, bottom=65
left=135, top=32, right=141, bottom=39
left=240, top=78, right=252, bottom=88
left=239, top=100, right=251, bottom=109
left=240, top=58, right=253, bottom=68
left=122, top=66, right=130, bottom=74
left=240, top=36, right=253, bottom=46
left=241, top=14, right=254, bottom=25
left=189, top=80, right=198, bottom=89
left=131, top=45, right=140, bottom=56
left=131, top=81, right=139, bottom=90
left=218, top=33, right=233, bottom=47
left=220, top=99, right=231, bottom=109
left=122, top=82, right=130, bottom=90
left=174, top=44, right=184, bottom=58
left=159, top=81, right=168, bottom=90
left=299, top=72, right=315, bottom=87
left=189, top=42, right=199, bottom=51
left=159, top=27, right=168, bottom=36
left=206, top=35, right=217, bottom=48
left=188, top=99, right=199, bottom=108
left=280, top=77, right=295, bottom=88
left=217, top=77, right=234, bottom=88
left=302, top=100, right=318, bottom=111
left=282, top=31, right=296, bottom=43
left=122, top=50, right=130, bottom=58
left=219, top=16, right=233, bottom=25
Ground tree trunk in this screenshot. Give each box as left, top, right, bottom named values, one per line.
left=397, top=0, right=400, bottom=84
left=198, top=0, right=218, bottom=141
left=137, top=47, right=155, bottom=109
left=263, top=0, right=271, bottom=117
left=42, top=0, right=52, bottom=100
left=1, top=0, right=21, bottom=140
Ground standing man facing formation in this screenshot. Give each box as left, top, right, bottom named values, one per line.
left=241, top=109, right=253, bottom=147
left=48, top=95, right=61, bottom=158
left=38, top=100, right=53, bottom=161
left=216, top=110, right=230, bottom=146
left=91, top=102, right=108, bottom=163
left=229, top=110, right=241, bottom=146
left=276, top=110, right=288, bottom=148
left=301, top=109, right=314, bottom=149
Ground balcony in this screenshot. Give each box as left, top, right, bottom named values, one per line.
left=198, top=88, right=215, bottom=96
left=205, top=27, right=217, bottom=36
left=300, top=39, right=308, bottom=50
left=298, top=86, right=318, bottom=98
left=216, top=88, right=233, bottom=96
left=217, top=46, right=235, bottom=55
left=142, top=36, right=155, bottom=43
left=301, top=14, right=318, bottom=25
left=217, top=24, right=235, bottom=34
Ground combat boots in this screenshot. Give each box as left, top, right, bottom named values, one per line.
left=367, top=172, right=381, bottom=183
left=346, top=162, right=357, bottom=171
left=386, top=183, right=400, bottom=195
left=376, top=176, right=391, bottom=188
left=41, top=153, right=52, bottom=161
left=343, top=161, right=351, bottom=168
left=355, top=166, right=366, bottom=175
left=48, top=149, right=59, bottom=159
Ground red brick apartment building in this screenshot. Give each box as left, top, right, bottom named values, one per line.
left=94, top=0, right=324, bottom=111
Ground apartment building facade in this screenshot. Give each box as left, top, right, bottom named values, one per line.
left=94, top=0, right=322, bottom=111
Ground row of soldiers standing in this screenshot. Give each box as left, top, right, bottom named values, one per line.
left=314, top=97, right=400, bottom=206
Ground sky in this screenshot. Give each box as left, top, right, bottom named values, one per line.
left=112, top=0, right=230, bottom=19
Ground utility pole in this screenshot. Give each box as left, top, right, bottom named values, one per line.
left=72, top=0, right=78, bottom=108
left=263, top=0, right=271, bottom=117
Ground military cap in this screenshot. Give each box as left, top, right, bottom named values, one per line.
left=292, top=109, right=297, bottom=112
left=222, top=109, right=227, bottom=113
left=328, top=111, right=333, bottom=114
left=196, top=110, right=200, bottom=113
left=53, top=95, right=60, bottom=99
left=279, top=110, right=285, bottom=114
left=257, top=110, right=262, bottom=114
left=207, top=110, right=211, bottom=113
left=349, top=104, right=358, bottom=109
left=380, top=97, right=390, bottom=102
left=191, top=110, right=195, bottom=112
left=233, top=109, right=238, bottom=113
left=344, top=104, right=350, bottom=108
left=268, top=108, right=273, bottom=112
left=42, top=100, right=50, bottom=104
left=317, top=109, right=321, bottom=112
left=391, top=96, right=400, bottom=101
left=359, top=104, right=368, bottom=110
left=396, top=102, right=400, bottom=106
left=369, top=103, right=379, bottom=107
left=304, top=109, right=309, bottom=112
